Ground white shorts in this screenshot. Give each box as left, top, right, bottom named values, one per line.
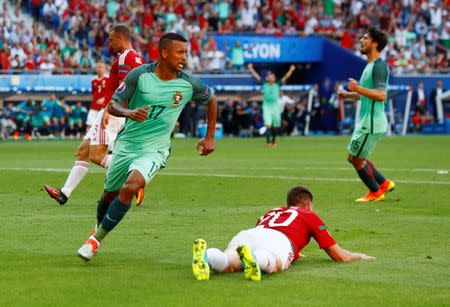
left=86, top=109, right=101, bottom=126
left=84, top=109, right=125, bottom=150
left=226, top=227, right=295, bottom=270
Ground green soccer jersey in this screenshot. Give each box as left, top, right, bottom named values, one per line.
left=357, top=58, right=389, bottom=134
left=262, top=82, right=281, bottom=107
left=112, top=63, right=213, bottom=155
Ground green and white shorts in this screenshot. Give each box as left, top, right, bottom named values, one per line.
left=104, top=151, right=167, bottom=192
left=263, top=105, right=281, bottom=127
left=347, top=129, right=384, bottom=158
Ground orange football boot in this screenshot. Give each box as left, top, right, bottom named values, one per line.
left=355, top=190, right=385, bottom=202
left=379, top=179, right=395, bottom=194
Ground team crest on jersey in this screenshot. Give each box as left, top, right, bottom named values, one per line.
left=172, top=92, right=183, bottom=108
left=116, top=82, right=126, bottom=93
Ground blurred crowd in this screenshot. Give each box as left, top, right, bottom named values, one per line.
left=0, top=0, right=448, bottom=74
left=0, top=89, right=334, bottom=140
left=0, top=94, right=88, bottom=140
left=0, top=78, right=447, bottom=140
left=0, top=0, right=448, bottom=139
left=178, top=87, right=342, bottom=138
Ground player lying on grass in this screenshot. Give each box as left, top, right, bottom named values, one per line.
left=192, top=186, right=374, bottom=281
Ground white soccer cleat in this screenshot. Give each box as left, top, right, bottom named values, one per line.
left=77, top=235, right=100, bottom=262
left=259, top=126, right=267, bottom=135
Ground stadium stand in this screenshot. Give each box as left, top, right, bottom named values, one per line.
left=2, top=0, right=448, bottom=74
left=0, top=0, right=449, bottom=140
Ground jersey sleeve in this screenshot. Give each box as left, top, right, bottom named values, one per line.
left=307, top=213, right=336, bottom=249
left=112, top=65, right=147, bottom=104
left=182, top=73, right=214, bottom=105
left=372, top=60, right=389, bottom=89
left=118, top=53, right=143, bottom=80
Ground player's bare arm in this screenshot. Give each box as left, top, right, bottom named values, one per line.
left=108, top=99, right=149, bottom=122
left=96, top=97, right=105, bottom=105
left=196, top=96, right=217, bottom=156
left=338, top=89, right=361, bottom=101
left=281, top=64, right=296, bottom=85
left=101, top=77, right=125, bottom=128
left=100, top=107, right=110, bottom=128
left=324, top=244, right=375, bottom=262
left=247, top=63, right=261, bottom=82
left=348, top=78, right=386, bottom=102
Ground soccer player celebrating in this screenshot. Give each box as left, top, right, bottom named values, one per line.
left=44, top=25, right=144, bottom=206
left=77, top=33, right=217, bottom=261
left=338, top=27, right=395, bottom=202
left=247, top=63, right=295, bottom=147
left=192, top=186, right=374, bottom=281
left=86, top=62, right=108, bottom=132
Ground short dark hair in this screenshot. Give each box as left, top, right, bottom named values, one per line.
left=110, top=24, right=131, bottom=40
left=286, top=186, right=313, bottom=207
left=367, top=27, right=387, bottom=52
left=159, top=32, right=188, bottom=51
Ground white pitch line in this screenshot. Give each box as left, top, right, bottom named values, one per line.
left=1, top=167, right=449, bottom=186
left=173, top=157, right=347, bottom=165
left=166, top=166, right=449, bottom=173
left=160, top=172, right=450, bottom=185
left=2, top=166, right=446, bottom=173
left=302, top=167, right=449, bottom=173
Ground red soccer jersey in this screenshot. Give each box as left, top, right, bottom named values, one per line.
left=256, top=207, right=336, bottom=261
left=104, top=48, right=144, bottom=106
left=91, top=76, right=108, bottom=110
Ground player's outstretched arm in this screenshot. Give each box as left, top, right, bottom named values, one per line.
left=338, top=89, right=361, bottom=101
left=281, top=64, right=296, bottom=85
left=196, top=96, right=217, bottom=156
left=348, top=78, right=386, bottom=102
left=247, top=63, right=262, bottom=82
left=324, top=244, right=375, bottom=262
left=108, top=99, right=149, bottom=122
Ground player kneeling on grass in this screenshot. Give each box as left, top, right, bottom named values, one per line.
left=192, top=186, right=374, bottom=281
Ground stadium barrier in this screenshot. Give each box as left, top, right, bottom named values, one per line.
left=4, top=73, right=448, bottom=135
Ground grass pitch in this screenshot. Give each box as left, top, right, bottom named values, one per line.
left=0, top=136, right=449, bottom=306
